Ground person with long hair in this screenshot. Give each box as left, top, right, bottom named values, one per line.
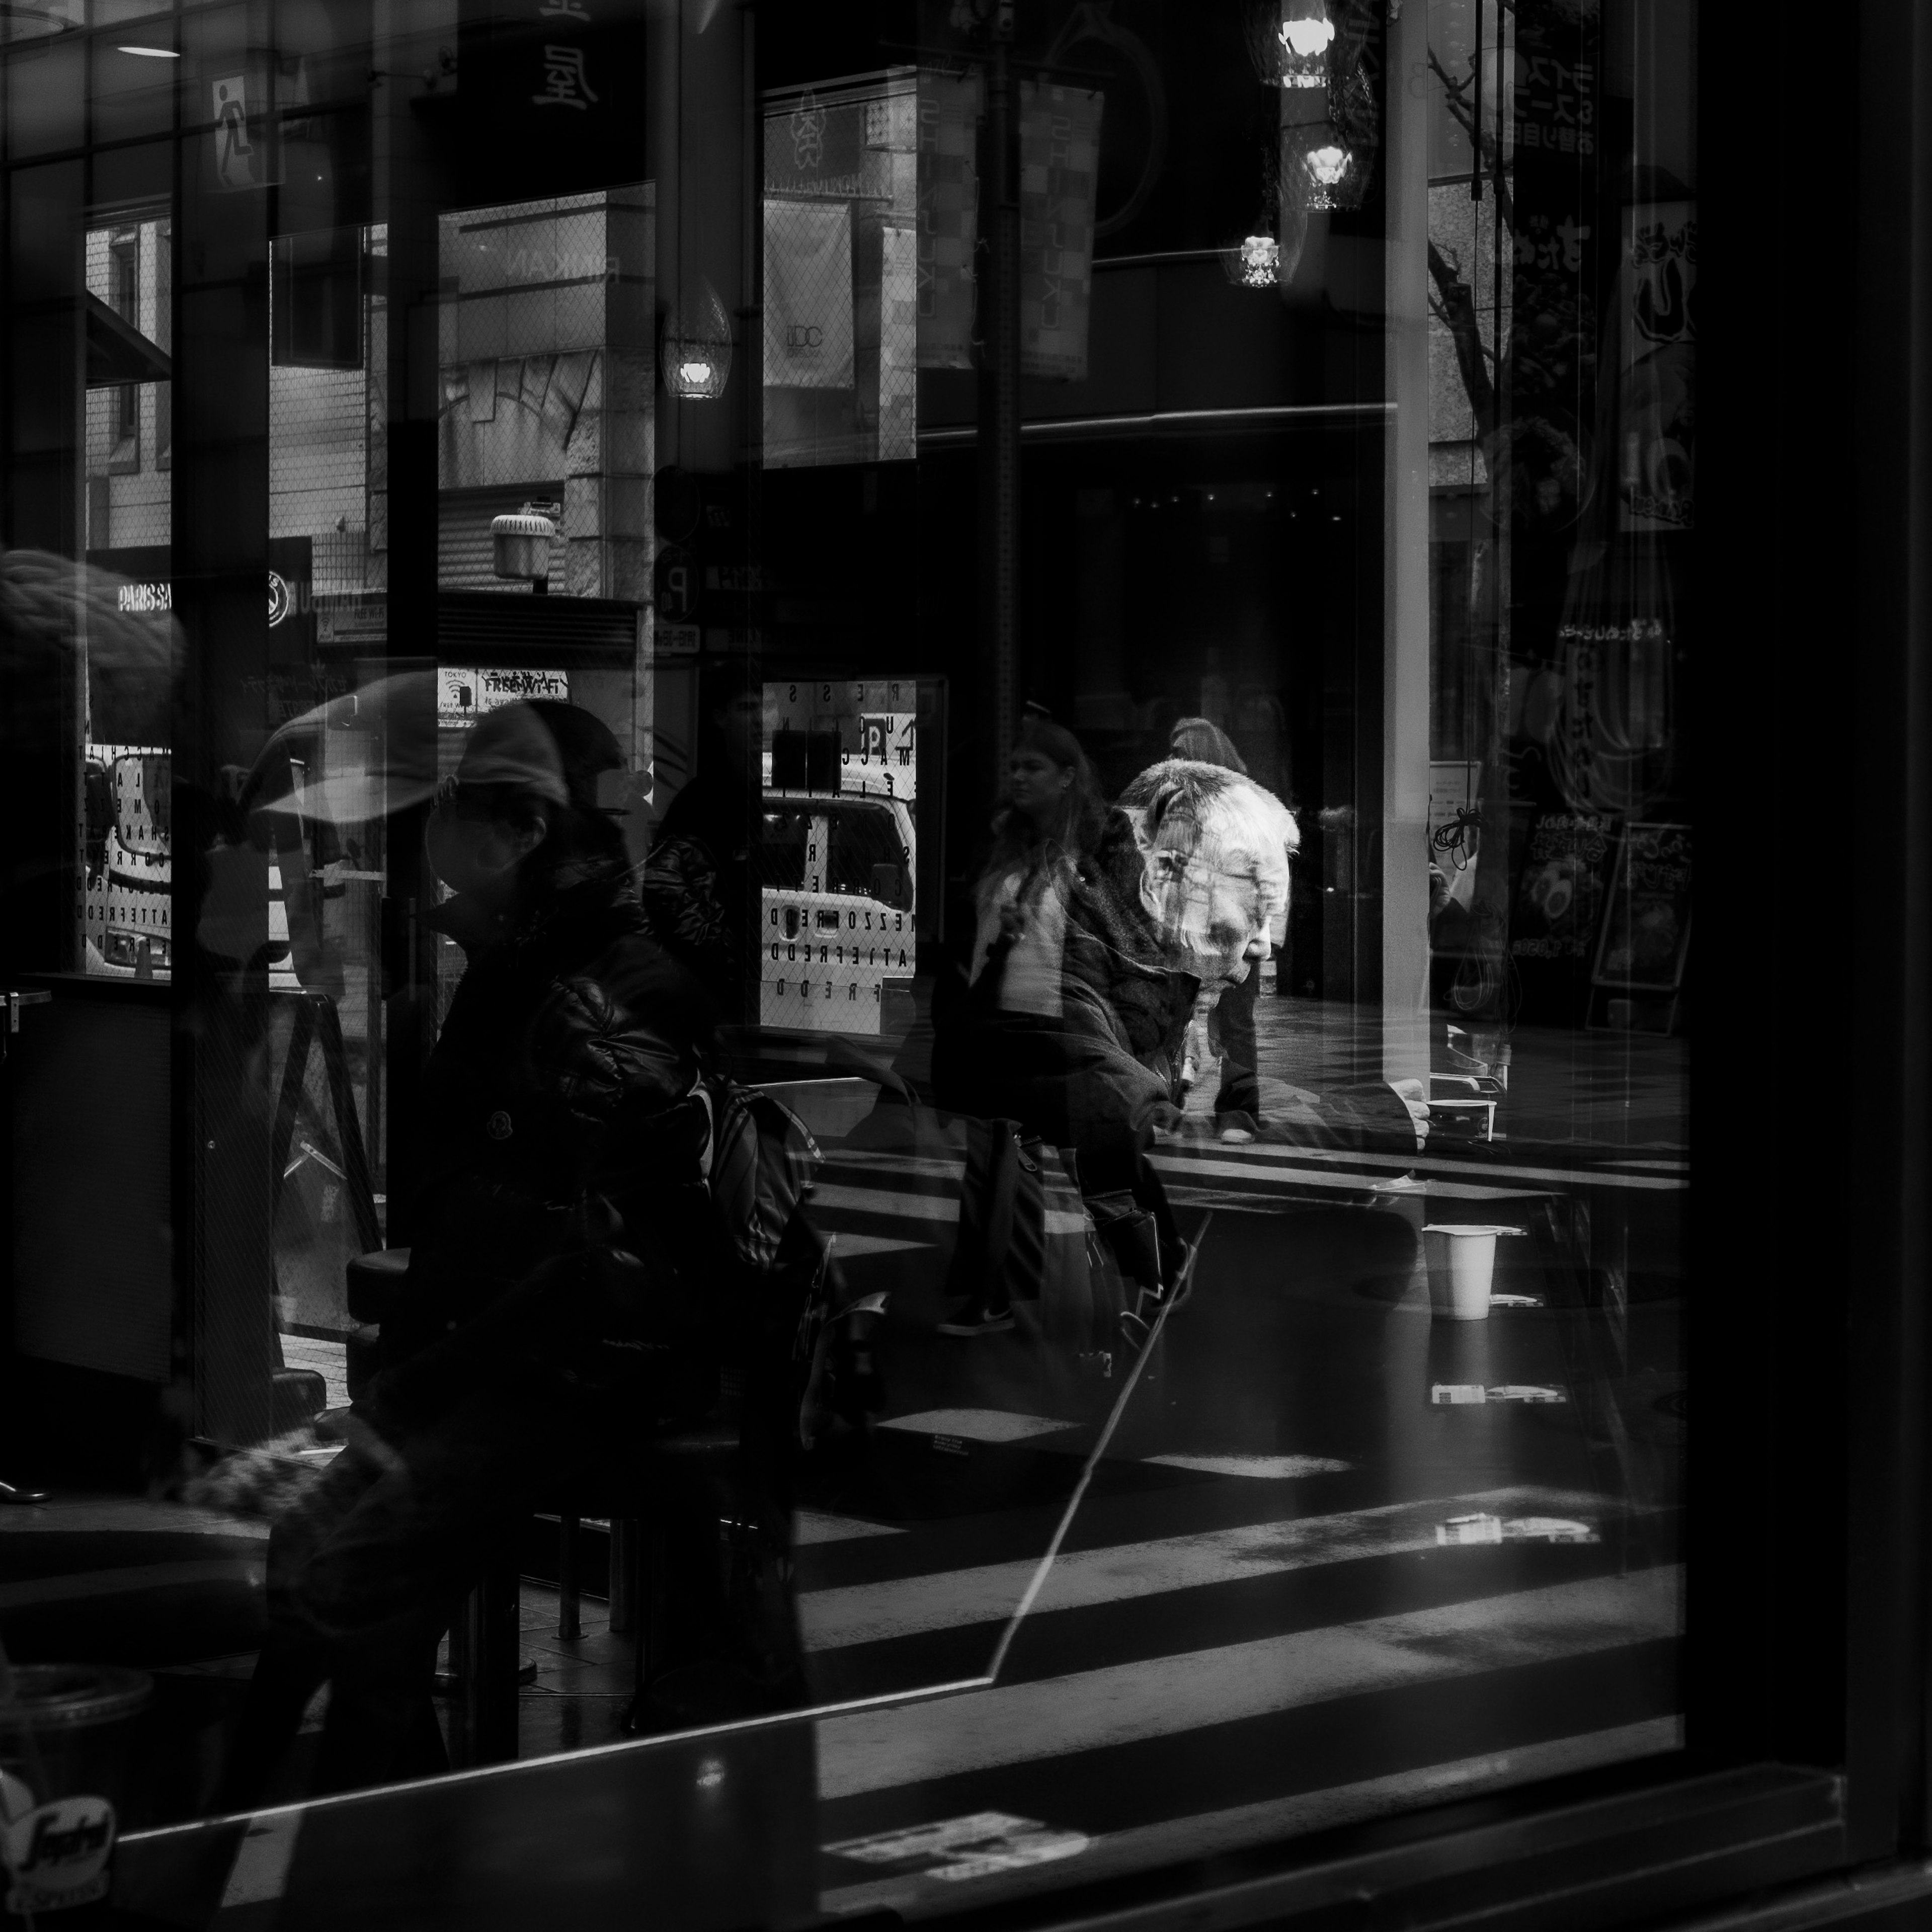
left=934, top=713, right=1192, bottom=1338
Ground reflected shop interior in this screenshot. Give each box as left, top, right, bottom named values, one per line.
left=0, top=0, right=1693, bottom=1916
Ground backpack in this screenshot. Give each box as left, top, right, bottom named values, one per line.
left=696, top=1077, right=823, bottom=1271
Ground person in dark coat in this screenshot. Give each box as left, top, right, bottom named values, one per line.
left=220, top=702, right=740, bottom=1805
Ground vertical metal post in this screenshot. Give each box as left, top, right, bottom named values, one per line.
left=1381, top=0, right=1432, bottom=1085
left=609, top=1517, right=637, bottom=1634
left=556, top=1515, right=582, bottom=1641
left=458, top=1560, right=522, bottom=1766
left=978, top=5, right=1021, bottom=790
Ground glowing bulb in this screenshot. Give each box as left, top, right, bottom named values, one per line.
left=1279, top=15, right=1334, bottom=58
left=1307, top=144, right=1349, bottom=186
left=679, top=359, right=713, bottom=384
left=1237, top=233, right=1279, bottom=287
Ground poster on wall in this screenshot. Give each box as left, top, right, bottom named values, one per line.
left=1592, top=822, right=1691, bottom=991
left=759, top=678, right=919, bottom=1036
left=1509, top=809, right=1619, bottom=963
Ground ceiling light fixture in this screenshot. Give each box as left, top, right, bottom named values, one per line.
left=1274, top=0, right=1333, bottom=87
left=1225, top=231, right=1280, bottom=289
left=117, top=43, right=178, bottom=56
left=661, top=276, right=733, bottom=401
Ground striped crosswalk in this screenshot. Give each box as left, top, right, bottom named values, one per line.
left=786, top=1112, right=1680, bottom=1893
left=799, top=1486, right=1617, bottom=1652
left=817, top=1564, right=1679, bottom=1799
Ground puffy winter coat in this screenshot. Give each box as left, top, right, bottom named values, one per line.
left=375, top=865, right=720, bottom=1431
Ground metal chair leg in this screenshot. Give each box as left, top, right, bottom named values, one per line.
left=556, top=1515, right=581, bottom=1640
left=620, top=1519, right=652, bottom=1735
left=458, top=1558, right=521, bottom=1766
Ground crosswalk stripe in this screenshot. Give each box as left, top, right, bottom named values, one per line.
left=800, top=1486, right=1618, bottom=1652
left=816, top=1565, right=1680, bottom=1799
left=796, top=1512, right=908, bottom=1547
left=878, top=1410, right=1079, bottom=1445
left=819, top=1716, right=1684, bottom=1913
left=1145, top=1454, right=1353, bottom=1479
left=812, top=1183, right=958, bottom=1223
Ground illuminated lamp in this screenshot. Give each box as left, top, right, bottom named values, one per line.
left=1275, top=0, right=1333, bottom=87
left=1225, top=232, right=1281, bottom=289
left=1289, top=126, right=1361, bottom=210
left=661, top=277, right=733, bottom=401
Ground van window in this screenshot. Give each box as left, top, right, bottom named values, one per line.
left=825, top=803, right=902, bottom=900
left=753, top=809, right=813, bottom=891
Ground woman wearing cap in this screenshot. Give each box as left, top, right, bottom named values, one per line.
left=221, top=699, right=763, bottom=1803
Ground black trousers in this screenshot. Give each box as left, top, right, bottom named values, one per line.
left=934, top=998, right=1183, bottom=1283
left=1211, top=967, right=1262, bottom=1119
left=219, top=1382, right=624, bottom=1809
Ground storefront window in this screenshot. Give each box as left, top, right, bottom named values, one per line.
left=1, top=1, right=1815, bottom=1925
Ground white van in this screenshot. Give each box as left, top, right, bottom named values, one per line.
left=757, top=790, right=917, bottom=1035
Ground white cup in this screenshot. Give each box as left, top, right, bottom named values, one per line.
left=1422, top=1224, right=1524, bottom=1321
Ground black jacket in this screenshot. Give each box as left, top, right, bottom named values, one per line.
left=1064, top=808, right=1196, bottom=1068
left=376, top=866, right=719, bottom=1430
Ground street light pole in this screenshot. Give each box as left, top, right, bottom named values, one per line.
left=977, top=0, right=1021, bottom=792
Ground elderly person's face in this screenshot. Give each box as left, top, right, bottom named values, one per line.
left=1118, top=761, right=1298, bottom=990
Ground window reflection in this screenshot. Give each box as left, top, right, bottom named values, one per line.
left=0, top=0, right=1692, bottom=1913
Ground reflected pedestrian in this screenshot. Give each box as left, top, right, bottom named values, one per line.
left=1166, top=718, right=1263, bottom=1138
left=933, top=713, right=1192, bottom=1337
left=218, top=702, right=740, bottom=1805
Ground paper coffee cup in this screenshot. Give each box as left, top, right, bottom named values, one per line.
left=1422, top=1225, right=1525, bottom=1321
left=0, top=1665, right=149, bottom=1918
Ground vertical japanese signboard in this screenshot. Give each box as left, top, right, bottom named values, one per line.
left=1507, top=1, right=1602, bottom=537
left=916, top=67, right=982, bottom=371
left=1018, top=83, right=1103, bottom=381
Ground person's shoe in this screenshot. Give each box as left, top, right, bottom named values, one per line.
left=936, top=1310, right=1016, bottom=1337
left=1216, top=1110, right=1259, bottom=1144
left=0, top=1478, right=50, bottom=1506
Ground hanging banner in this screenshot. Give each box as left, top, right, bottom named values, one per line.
left=763, top=198, right=856, bottom=390
left=915, top=67, right=982, bottom=370
left=1621, top=201, right=1696, bottom=533
left=1018, top=82, right=1104, bottom=381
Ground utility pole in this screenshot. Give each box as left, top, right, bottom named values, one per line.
left=976, top=0, right=1021, bottom=792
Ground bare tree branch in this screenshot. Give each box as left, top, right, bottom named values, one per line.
left=1427, top=45, right=1517, bottom=234
left=1427, top=238, right=1495, bottom=437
